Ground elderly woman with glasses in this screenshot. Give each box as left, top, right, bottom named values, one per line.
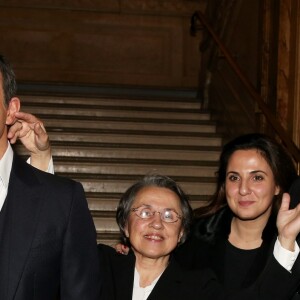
left=98, top=174, right=224, bottom=300
left=98, top=174, right=300, bottom=300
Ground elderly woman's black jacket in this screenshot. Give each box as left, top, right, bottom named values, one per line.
left=97, top=244, right=225, bottom=300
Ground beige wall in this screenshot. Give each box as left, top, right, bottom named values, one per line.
left=0, top=0, right=205, bottom=88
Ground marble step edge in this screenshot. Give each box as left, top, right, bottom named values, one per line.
left=56, top=176, right=216, bottom=195
left=37, top=114, right=216, bottom=127
left=89, top=197, right=208, bottom=215
left=96, top=232, right=121, bottom=246
left=45, top=134, right=222, bottom=147
left=14, top=145, right=222, bottom=161
left=46, top=156, right=220, bottom=167
left=87, top=195, right=211, bottom=217
left=16, top=150, right=220, bottom=162
left=53, top=166, right=218, bottom=178
left=20, top=95, right=203, bottom=109
left=25, top=107, right=211, bottom=121
left=57, top=172, right=217, bottom=183
left=40, top=120, right=216, bottom=134
left=43, top=127, right=222, bottom=138
left=81, top=182, right=215, bottom=195
left=85, top=192, right=211, bottom=202
left=21, top=101, right=205, bottom=114
left=14, top=141, right=222, bottom=152
left=18, top=84, right=198, bottom=101
left=87, top=194, right=211, bottom=213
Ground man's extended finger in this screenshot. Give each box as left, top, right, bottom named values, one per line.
left=15, top=111, right=39, bottom=124
left=34, top=123, right=50, bottom=149
left=34, top=123, right=47, bottom=138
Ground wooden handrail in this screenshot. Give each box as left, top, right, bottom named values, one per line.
left=191, top=11, right=300, bottom=170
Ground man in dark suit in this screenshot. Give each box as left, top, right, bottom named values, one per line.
left=0, top=54, right=101, bottom=299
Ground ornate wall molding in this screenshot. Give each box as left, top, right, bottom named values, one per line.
left=0, top=1, right=120, bottom=12
left=121, top=0, right=205, bottom=16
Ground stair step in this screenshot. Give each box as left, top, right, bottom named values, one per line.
left=56, top=173, right=216, bottom=196
left=51, top=162, right=218, bottom=177
left=22, top=105, right=211, bottom=121
left=40, top=118, right=216, bottom=133
left=19, top=83, right=197, bottom=99
left=21, top=95, right=203, bottom=110
left=17, top=88, right=223, bottom=246
left=26, top=113, right=213, bottom=126
left=94, top=217, right=121, bottom=234
left=97, top=233, right=121, bottom=245
left=46, top=132, right=222, bottom=147
left=87, top=194, right=209, bottom=212
left=14, top=143, right=221, bottom=161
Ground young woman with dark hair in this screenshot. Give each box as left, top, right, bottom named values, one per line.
left=174, top=133, right=300, bottom=297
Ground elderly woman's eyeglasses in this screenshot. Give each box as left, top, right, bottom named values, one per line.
left=131, top=206, right=182, bottom=223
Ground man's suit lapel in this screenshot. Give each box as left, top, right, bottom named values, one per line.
left=0, top=198, right=12, bottom=299
left=5, top=155, right=44, bottom=300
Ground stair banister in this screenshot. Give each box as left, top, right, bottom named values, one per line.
left=191, top=10, right=300, bottom=173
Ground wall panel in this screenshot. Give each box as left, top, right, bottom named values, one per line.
left=0, top=1, right=205, bottom=88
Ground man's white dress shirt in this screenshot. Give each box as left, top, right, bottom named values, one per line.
left=0, top=143, right=54, bottom=211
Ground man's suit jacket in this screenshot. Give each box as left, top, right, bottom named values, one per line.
left=98, top=244, right=224, bottom=300
left=0, top=154, right=101, bottom=300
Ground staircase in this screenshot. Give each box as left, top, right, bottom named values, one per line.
left=15, top=88, right=222, bottom=245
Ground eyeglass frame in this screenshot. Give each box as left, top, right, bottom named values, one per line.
left=130, top=205, right=182, bottom=223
